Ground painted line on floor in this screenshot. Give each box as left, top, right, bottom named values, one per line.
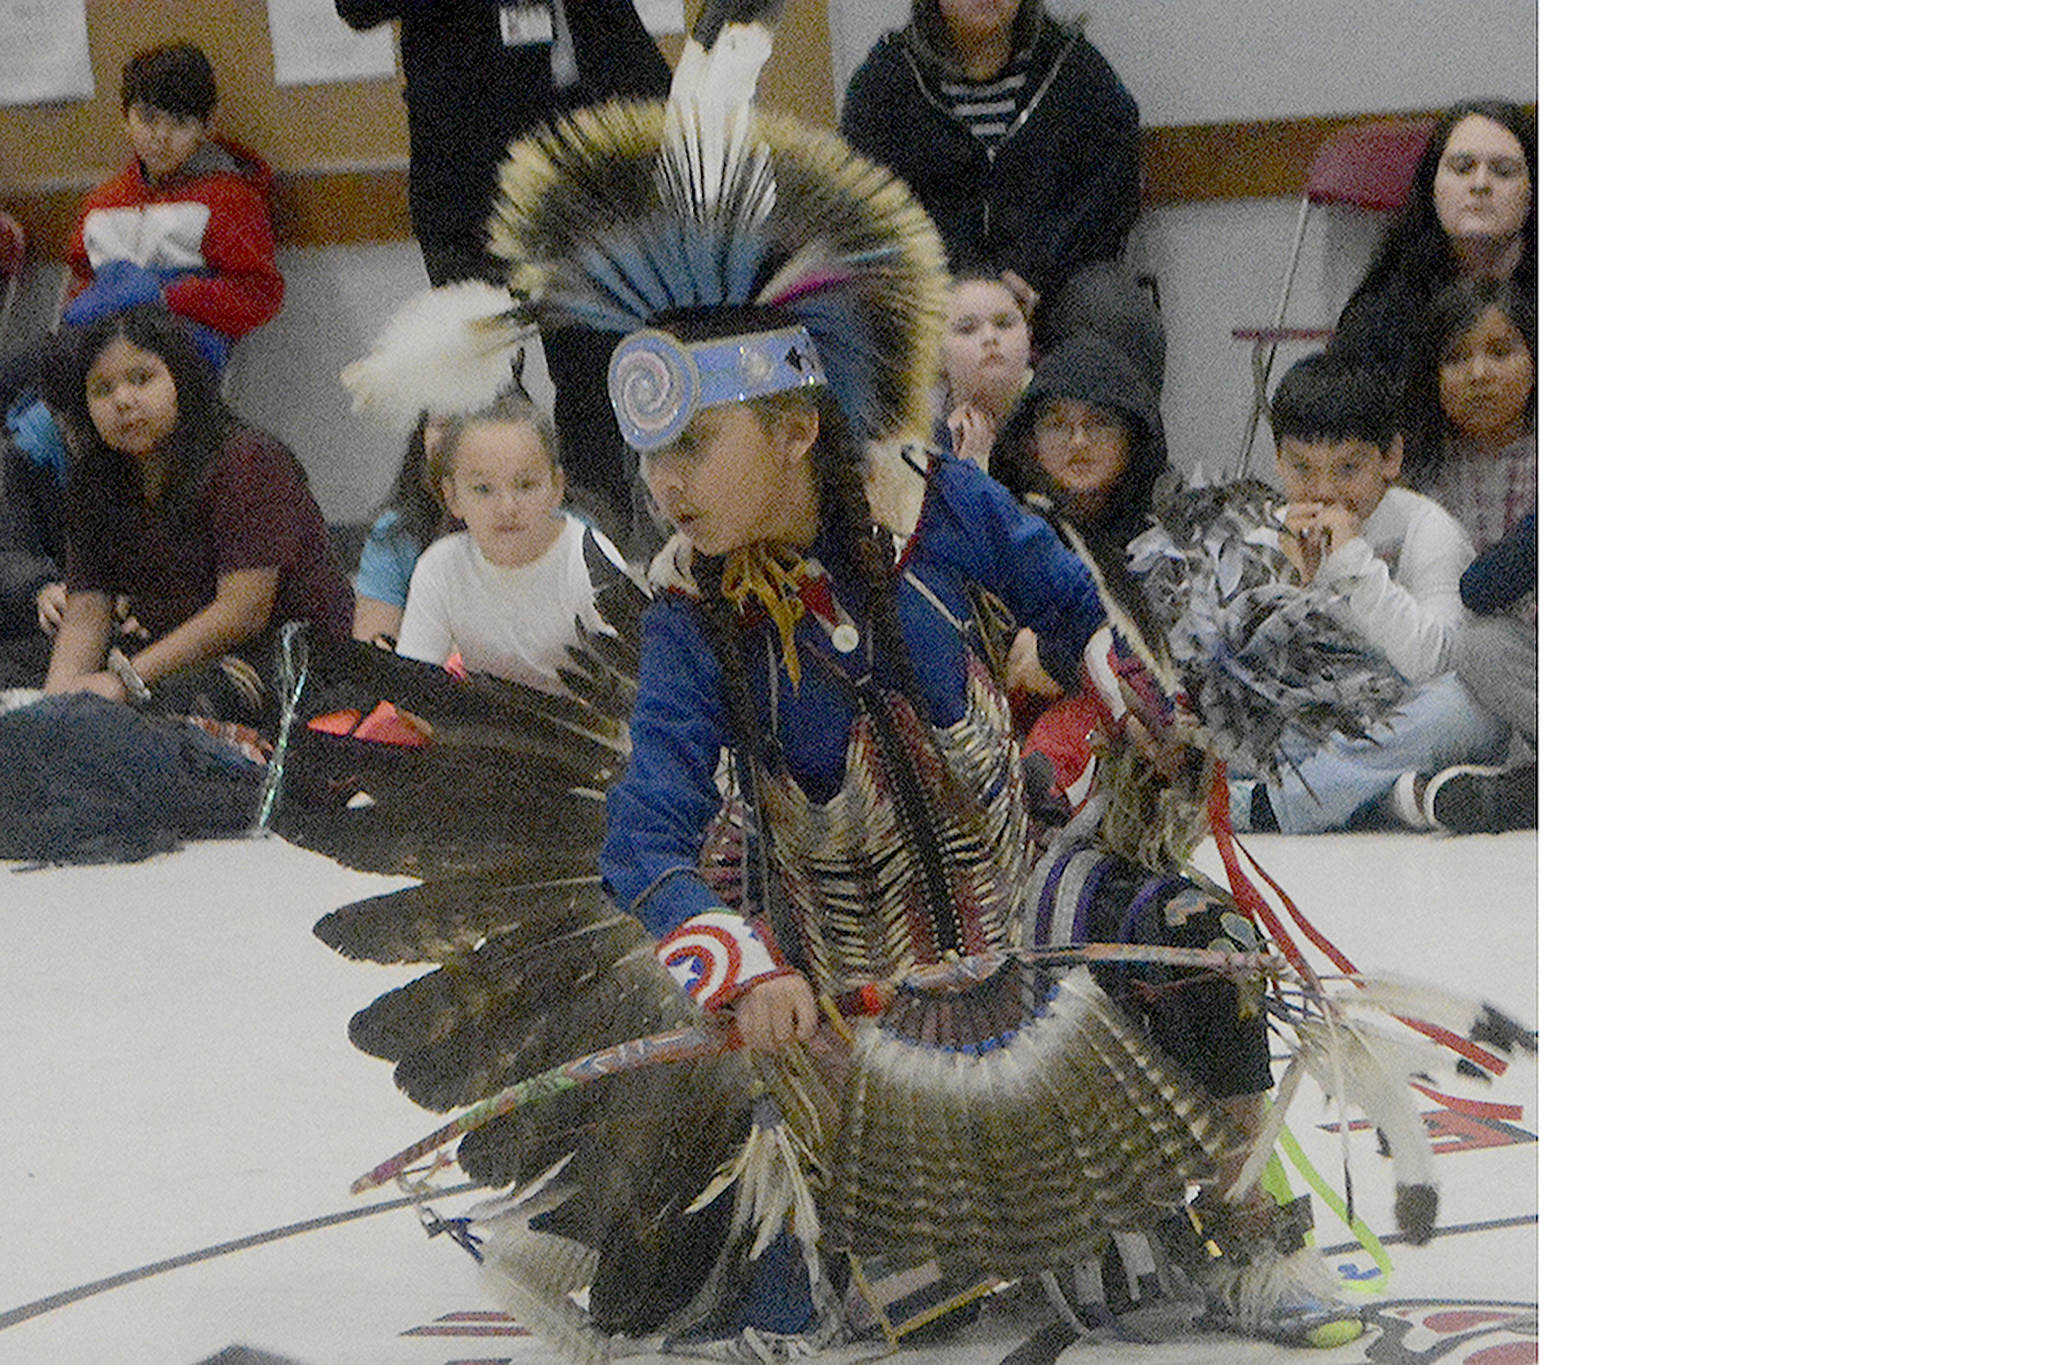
left=0, top=1198, right=1535, bottom=1337
left=0, top=1181, right=483, bottom=1332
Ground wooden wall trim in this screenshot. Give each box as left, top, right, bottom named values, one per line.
left=1140, top=111, right=1436, bottom=205
left=1, top=163, right=415, bottom=260
left=3, top=109, right=1466, bottom=260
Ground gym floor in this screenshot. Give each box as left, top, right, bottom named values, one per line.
left=1, top=829, right=1536, bottom=1364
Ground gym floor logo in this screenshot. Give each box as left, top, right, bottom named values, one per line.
left=1359, top=1299, right=1537, bottom=1363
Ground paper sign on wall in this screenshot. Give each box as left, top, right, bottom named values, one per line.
left=269, top=0, right=396, bottom=86
left=0, top=0, right=95, bottom=106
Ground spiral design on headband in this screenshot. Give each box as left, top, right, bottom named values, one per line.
left=609, top=331, right=698, bottom=453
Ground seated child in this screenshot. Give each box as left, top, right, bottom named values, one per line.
left=2, top=43, right=282, bottom=478
left=40, top=305, right=350, bottom=721
left=935, top=262, right=1034, bottom=470
left=1398, top=278, right=1537, bottom=832
left=64, top=41, right=284, bottom=367
left=352, top=410, right=453, bottom=645
left=395, top=395, right=630, bottom=696
left=988, top=332, right=1170, bottom=711
left=1402, top=277, right=1536, bottom=555
left=1218, top=353, right=1508, bottom=833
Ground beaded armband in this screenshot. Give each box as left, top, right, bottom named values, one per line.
left=656, top=910, right=795, bottom=1011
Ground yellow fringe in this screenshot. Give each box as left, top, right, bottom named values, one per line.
left=721, top=545, right=810, bottom=686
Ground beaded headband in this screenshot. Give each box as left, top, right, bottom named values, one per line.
left=609, top=325, right=827, bottom=453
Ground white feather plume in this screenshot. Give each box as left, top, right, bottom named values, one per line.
left=1291, top=1010, right=1440, bottom=1198
left=339, top=281, right=527, bottom=425
left=664, top=18, right=777, bottom=219
left=686, top=1096, right=824, bottom=1288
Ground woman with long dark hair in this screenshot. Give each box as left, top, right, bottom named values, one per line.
left=1328, top=99, right=1536, bottom=380
left=39, top=305, right=348, bottom=716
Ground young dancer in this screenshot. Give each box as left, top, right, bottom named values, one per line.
left=307, top=12, right=1530, bottom=1357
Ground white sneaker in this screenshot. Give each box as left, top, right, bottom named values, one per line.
left=1384, top=772, right=1435, bottom=830
left=1200, top=1245, right=1367, bottom=1348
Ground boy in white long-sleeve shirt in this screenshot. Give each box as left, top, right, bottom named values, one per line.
left=1232, top=355, right=1508, bottom=833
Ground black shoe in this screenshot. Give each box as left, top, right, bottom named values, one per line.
left=1426, top=763, right=1537, bottom=833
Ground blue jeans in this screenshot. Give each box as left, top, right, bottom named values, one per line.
left=1230, top=672, right=1510, bottom=834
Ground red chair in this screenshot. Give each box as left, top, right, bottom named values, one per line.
left=1231, top=118, right=1434, bottom=474
left=0, top=210, right=27, bottom=342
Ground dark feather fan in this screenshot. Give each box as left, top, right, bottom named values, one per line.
left=271, top=559, right=648, bottom=880
left=309, top=809, right=832, bottom=1338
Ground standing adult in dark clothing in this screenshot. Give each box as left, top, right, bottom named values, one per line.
left=841, top=0, right=1162, bottom=388
left=335, top=0, right=672, bottom=526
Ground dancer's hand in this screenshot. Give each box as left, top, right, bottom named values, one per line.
left=1007, top=628, right=1060, bottom=697
left=732, top=974, right=818, bottom=1051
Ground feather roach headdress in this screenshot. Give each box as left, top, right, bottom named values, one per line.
left=343, top=0, right=946, bottom=465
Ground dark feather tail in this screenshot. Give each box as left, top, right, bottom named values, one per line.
left=315, top=871, right=616, bottom=965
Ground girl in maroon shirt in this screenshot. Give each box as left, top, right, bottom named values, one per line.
left=39, top=305, right=348, bottom=720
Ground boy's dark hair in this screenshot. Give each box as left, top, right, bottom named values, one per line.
left=121, top=42, right=218, bottom=120
left=1269, top=352, right=1400, bottom=447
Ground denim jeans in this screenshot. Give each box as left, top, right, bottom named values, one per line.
left=1229, top=671, right=1510, bottom=834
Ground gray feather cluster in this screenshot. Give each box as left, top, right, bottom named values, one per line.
left=1132, top=479, right=1405, bottom=779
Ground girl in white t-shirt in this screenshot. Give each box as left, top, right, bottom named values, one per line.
left=395, top=395, right=628, bottom=695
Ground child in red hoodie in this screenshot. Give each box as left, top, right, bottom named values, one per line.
left=63, top=41, right=282, bottom=368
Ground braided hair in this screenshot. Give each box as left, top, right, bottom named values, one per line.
left=690, top=389, right=940, bottom=955
left=692, top=389, right=926, bottom=773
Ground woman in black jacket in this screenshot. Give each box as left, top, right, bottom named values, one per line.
left=841, top=1, right=1162, bottom=387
